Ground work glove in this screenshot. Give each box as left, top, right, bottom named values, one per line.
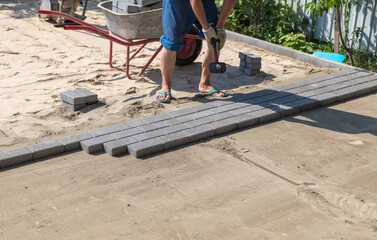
left=217, top=28, right=227, bottom=50
left=202, top=25, right=219, bottom=46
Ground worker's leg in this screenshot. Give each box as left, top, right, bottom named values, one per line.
left=195, top=0, right=227, bottom=97
left=157, top=47, right=176, bottom=101
left=158, top=0, right=196, bottom=101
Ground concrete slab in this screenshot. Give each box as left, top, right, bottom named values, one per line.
left=73, top=88, right=98, bottom=104
left=59, top=132, right=93, bottom=152
left=60, top=91, right=86, bottom=105
left=127, top=138, right=164, bottom=158
left=26, top=140, right=65, bottom=160
left=0, top=148, right=32, bottom=168
left=81, top=135, right=115, bottom=154
left=103, top=137, right=139, bottom=156
left=157, top=132, right=190, bottom=150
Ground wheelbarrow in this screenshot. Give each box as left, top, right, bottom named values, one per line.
left=38, top=0, right=203, bottom=79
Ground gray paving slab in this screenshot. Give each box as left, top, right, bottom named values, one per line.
left=231, top=105, right=262, bottom=115
left=255, top=107, right=282, bottom=123
left=137, top=121, right=170, bottom=132
left=167, top=107, right=195, bottom=118
left=190, top=102, right=218, bottom=112
left=62, top=101, right=86, bottom=111
left=185, top=116, right=216, bottom=128
left=245, top=63, right=262, bottom=70
left=142, top=113, right=171, bottom=124
left=59, top=132, right=93, bottom=152
left=157, top=132, right=190, bottom=150
left=26, top=140, right=65, bottom=160
left=245, top=69, right=260, bottom=76
left=81, top=135, right=115, bottom=154
left=236, top=112, right=260, bottom=129
left=354, top=79, right=377, bottom=96
left=208, top=117, right=238, bottom=135
left=60, top=91, right=86, bottom=105
left=161, top=123, right=190, bottom=135
left=104, top=137, right=139, bottom=156
left=0, top=148, right=32, bottom=168
left=133, top=129, right=164, bottom=142
left=246, top=54, right=261, bottom=63
left=73, top=88, right=98, bottom=104
left=127, top=138, right=164, bottom=158
left=211, top=102, right=247, bottom=114
left=191, top=109, right=216, bottom=120
left=182, top=125, right=215, bottom=142
left=110, top=128, right=142, bottom=139
left=286, top=98, right=320, bottom=112
left=310, top=92, right=338, bottom=106
left=87, top=125, right=122, bottom=137
left=121, top=119, right=147, bottom=130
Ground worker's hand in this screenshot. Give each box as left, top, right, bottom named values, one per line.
left=202, top=25, right=218, bottom=45
left=217, top=28, right=227, bottom=50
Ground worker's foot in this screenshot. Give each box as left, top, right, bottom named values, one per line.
left=199, top=84, right=228, bottom=97
left=156, top=89, right=172, bottom=103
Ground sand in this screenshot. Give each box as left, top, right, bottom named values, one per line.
left=2, top=1, right=377, bottom=239
left=0, top=0, right=338, bottom=152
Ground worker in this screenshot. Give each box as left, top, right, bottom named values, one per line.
left=156, top=0, right=237, bottom=103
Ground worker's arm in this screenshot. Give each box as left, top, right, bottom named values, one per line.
left=217, top=0, right=237, bottom=29
left=189, top=0, right=210, bottom=30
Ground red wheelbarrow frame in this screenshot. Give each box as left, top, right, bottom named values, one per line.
left=38, top=10, right=202, bottom=79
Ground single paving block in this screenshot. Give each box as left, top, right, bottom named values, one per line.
left=245, top=63, right=262, bottom=70
left=87, top=125, right=122, bottom=137
left=110, top=128, right=142, bottom=139
left=128, top=138, right=164, bottom=158
left=137, top=121, right=170, bottom=132
left=333, top=87, right=356, bottom=101
left=232, top=105, right=261, bottom=116
left=236, top=112, right=260, bottom=129
left=211, top=102, right=247, bottom=114
left=354, top=79, right=377, bottom=96
left=245, top=54, right=261, bottom=64
left=142, top=113, right=171, bottom=124
left=60, top=91, right=86, bottom=105
left=161, top=123, right=190, bottom=135
left=255, top=107, right=281, bottom=123
left=122, top=119, right=147, bottom=130
left=59, top=132, right=93, bottom=151
left=245, top=69, right=260, bottom=76
left=311, top=92, right=338, bottom=106
left=287, top=98, right=320, bottom=112
left=208, top=117, right=238, bottom=135
left=278, top=104, right=301, bottom=118
left=182, top=125, right=214, bottom=142
left=167, top=107, right=195, bottom=118
left=191, top=109, right=216, bottom=120
left=185, top=116, right=216, bottom=128
left=73, top=88, right=98, bottom=104
left=117, top=2, right=139, bottom=13
left=238, top=52, right=248, bottom=60
left=62, top=101, right=86, bottom=111
left=157, top=132, right=190, bottom=150
left=190, top=102, right=218, bottom=112
left=0, top=148, right=32, bottom=168
left=26, top=140, right=65, bottom=160
left=81, top=135, right=115, bottom=154
left=133, top=129, right=164, bottom=142
left=104, top=137, right=139, bottom=156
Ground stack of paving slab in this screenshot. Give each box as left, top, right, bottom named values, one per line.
left=60, top=88, right=98, bottom=111
left=1, top=69, right=377, bottom=169
left=112, top=0, right=162, bottom=14
left=239, top=52, right=261, bottom=76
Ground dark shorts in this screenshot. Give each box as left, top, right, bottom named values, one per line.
left=160, top=0, right=218, bottom=52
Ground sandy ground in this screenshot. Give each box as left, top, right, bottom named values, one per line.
left=1, top=93, right=377, bottom=239
left=2, top=1, right=377, bottom=239
left=0, top=0, right=338, bottom=151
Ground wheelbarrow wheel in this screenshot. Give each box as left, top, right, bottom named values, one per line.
left=176, top=27, right=202, bottom=66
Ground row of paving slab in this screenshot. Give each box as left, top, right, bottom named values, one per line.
left=1, top=69, right=377, bottom=168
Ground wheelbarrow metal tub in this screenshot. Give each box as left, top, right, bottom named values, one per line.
left=98, top=1, right=163, bottom=40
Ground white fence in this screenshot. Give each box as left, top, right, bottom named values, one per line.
left=282, top=0, right=377, bottom=55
